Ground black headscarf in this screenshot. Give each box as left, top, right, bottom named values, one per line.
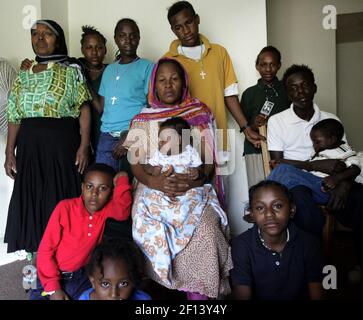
left=31, top=19, right=83, bottom=72
left=31, top=20, right=68, bottom=63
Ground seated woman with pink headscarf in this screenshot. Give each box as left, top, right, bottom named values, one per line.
left=123, top=58, right=232, bottom=300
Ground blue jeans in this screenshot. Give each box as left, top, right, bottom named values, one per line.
left=96, top=132, right=120, bottom=171
left=96, top=132, right=133, bottom=179
left=29, top=268, right=91, bottom=300
left=267, top=164, right=330, bottom=204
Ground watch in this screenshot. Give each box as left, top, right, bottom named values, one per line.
left=239, top=124, right=248, bottom=133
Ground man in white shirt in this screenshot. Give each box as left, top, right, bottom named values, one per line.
left=267, top=64, right=363, bottom=273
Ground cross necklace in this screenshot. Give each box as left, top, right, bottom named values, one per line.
left=199, top=60, right=206, bottom=79
left=180, top=43, right=206, bottom=80
left=111, top=56, right=140, bottom=105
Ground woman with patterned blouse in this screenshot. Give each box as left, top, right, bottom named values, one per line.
left=4, top=20, right=91, bottom=254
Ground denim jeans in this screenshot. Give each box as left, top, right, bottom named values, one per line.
left=96, top=132, right=120, bottom=171
left=29, top=268, right=91, bottom=300
left=267, top=163, right=330, bottom=204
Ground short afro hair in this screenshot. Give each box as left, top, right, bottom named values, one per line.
left=282, top=64, right=315, bottom=88
left=82, top=163, right=116, bottom=183
left=159, top=117, right=191, bottom=136
left=167, top=1, right=196, bottom=23
left=311, top=118, right=344, bottom=142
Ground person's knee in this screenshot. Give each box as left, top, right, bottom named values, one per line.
left=268, top=163, right=294, bottom=180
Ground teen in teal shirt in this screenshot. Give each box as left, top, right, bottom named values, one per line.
left=95, top=18, right=153, bottom=172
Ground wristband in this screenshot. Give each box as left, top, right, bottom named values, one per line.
left=239, top=124, right=248, bottom=133
left=41, top=290, right=56, bottom=297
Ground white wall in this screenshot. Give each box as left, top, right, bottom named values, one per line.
left=337, top=41, right=363, bottom=151
left=267, top=0, right=363, bottom=115
left=0, top=0, right=41, bottom=67
left=0, top=0, right=69, bottom=67
left=0, top=0, right=69, bottom=239
left=0, top=136, right=12, bottom=238
left=0, top=0, right=43, bottom=237
left=267, top=0, right=336, bottom=114
left=0, top=0, right=267, bottom=238
left=41, top=0, right=69, bottom=43
left=67, top=0, right=266, bottom=88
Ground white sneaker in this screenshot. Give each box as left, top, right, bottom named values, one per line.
left=15, top=250, right=28, bottom=260
left=348, top=265, right=362, bottom=284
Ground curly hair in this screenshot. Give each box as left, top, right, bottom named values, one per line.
left=80, top=25, right=107, bottom=46
left=86, top=239, right=145, bottom=287
left=282, top=64, right=315, bottom=88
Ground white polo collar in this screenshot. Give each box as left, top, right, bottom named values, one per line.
left=287, top=102, right=322, bottom=124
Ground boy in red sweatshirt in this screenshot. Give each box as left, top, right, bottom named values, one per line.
left=31, top=163, right=132, bottom=300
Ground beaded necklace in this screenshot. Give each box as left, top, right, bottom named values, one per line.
left=258, top=228, right=290, bottom=252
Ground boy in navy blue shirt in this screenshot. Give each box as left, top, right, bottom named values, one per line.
left=231, top=180, right=324, bottom=300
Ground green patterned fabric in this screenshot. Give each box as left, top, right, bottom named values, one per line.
left=7, top=62, right=91, bottom=124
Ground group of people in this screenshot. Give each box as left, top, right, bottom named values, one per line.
left=3, top=0, right=363, bottom=300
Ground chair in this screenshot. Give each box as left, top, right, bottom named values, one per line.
left=320, top=207, right=335, bottom=257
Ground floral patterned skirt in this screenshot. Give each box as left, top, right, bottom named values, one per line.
left=132, top=183, right=233, bottom=298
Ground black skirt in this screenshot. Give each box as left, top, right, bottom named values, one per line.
left=4, top=117, right=82, bottom=253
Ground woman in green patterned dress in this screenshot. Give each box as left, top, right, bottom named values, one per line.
left=4, top=20, right=91, bottom=253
